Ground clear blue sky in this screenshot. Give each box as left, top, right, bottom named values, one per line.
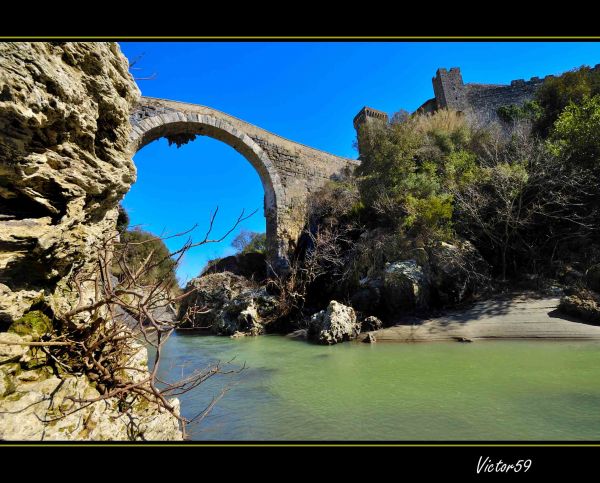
left=118, top=42, right=600, bottom=285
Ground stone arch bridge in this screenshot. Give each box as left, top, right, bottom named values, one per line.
left=129, top=97, right=358, bottom=269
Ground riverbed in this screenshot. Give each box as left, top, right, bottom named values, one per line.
left=158, top=334, right=600, bottom=441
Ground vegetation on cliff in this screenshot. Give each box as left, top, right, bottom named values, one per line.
left=231, top=229, right=267, bottom=255
left=172, top=64, right=600, bottom=342
left=112, top=206, right=179, bottom=292
left=266, top=66, right=600, bottom=331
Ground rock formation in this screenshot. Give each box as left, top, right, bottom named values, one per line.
left=0, top=42, right=183, bottom=440
left=0, top=42, right=139, bottom=324
left=308, top=300, right=360, bottom=345
left=559, top=288, right=600, bottom=325
left=382, top=260, right=431, bottom=313
left=361, top=315, right=383, bottom=332
left=178, top=272, right=278, bottom=336
left=0, top=331, right=182, bottom=440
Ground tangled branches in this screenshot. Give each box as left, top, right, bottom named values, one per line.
left=26, top=208, right=254, bottom=439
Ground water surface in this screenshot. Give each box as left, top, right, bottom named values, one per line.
left=158, top=334, right=600, bottom=440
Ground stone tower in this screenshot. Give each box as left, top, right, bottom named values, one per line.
left=432, top=67, right=467, bottom=112
left=353, top=106, right=388, bottom=159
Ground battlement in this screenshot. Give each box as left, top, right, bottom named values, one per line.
left=433, top=67, right=467, bottom=111
left=510, top=75, right=549, bottom=87
left=353, top=106, right=389, bottom=130
left=355, top=62, right=600, bottom=158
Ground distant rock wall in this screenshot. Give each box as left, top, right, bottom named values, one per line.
left=0, top=42, right=139, bottom=323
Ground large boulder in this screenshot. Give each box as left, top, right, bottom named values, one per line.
left=177, top=272, right=254, bottom=329
left=308, top=300, right=360, bottom=345
left=382, top=260, right=430, bottom=314
left=361, top=315, right=383, bottom=332
left=177, top=272, right=278, bottom=335
left=216, top=287, right=278, bottom=336
left=559, top=288, right=600, bottom=325
left=350, top=277, right=384, bottom=314
left=426, top=240, right=490, bottom=306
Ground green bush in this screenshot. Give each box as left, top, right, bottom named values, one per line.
left=355, top=109, right=470, bottom=241
left=231, top=230, right=267, bottom=255
left=353, top=104, right=600, bottom=280
left=548, top=94, right=600, bottom=169
left=116, top=204, right=130, bottom=232
left=113, top=227, right=179, bottom=290
left=497, top=100, right=542, bottom=124
left=535, top=65, right=600, bottom=136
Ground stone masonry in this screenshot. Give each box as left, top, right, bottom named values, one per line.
left=420, top=65, right=600, bottom=123
left=354, top=64, right=600, bottom=141
left=130, top=97, right=358, bottom=270
left=422, top=67, right=545, bottom=124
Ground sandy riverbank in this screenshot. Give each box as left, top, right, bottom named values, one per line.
left=357, top=293, right=600, bottom=343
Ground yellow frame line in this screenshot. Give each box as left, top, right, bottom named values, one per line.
left=2, top=443, right=600, bottom=447
left=1, top=36, right=600, bottom=40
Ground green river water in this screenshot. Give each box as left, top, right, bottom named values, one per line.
left=158, top=334, right=600, bottom=440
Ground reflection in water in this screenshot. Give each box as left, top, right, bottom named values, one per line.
left=158, top=334, right=600, bottom=440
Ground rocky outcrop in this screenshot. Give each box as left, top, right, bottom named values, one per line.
left=308, top=300, right=360, bottom=345
left=559, top=288, right=600, bottom=325
left=178, top=272, right=278, bottom=336
left=382, top=260, right=430, bottom=313
left=178, top=272, right=255, bottom=329
left=201, top=252, right=267, bottom=282
left=0, top=331, right=182, bottom=440
left=361, top=315, right=383, bottom=332
left=426, top=240, right=490, bottom=306
left=216, top=287, right=278, bottom=336
left=350, top=277, right=384, bottom=315
left=349, top=240, right=489, bottom=320
left=0, top=42, right=140, bottom=323
left=0, top=43, right=182, bottom=440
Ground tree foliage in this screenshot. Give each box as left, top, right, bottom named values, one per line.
left=497, top=100, right=542, bottom=124
left=534, top=65, right=600, bottom=136
left=548, top=94, right=600, bottom=170
left=231, top=229, right=267, bottom=255
left=352, top=100, right=600, bottom=280
left=356, top=109, right=473, bottom=242
left=113, top=227, right=179, bottom=291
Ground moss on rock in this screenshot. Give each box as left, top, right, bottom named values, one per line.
left=9, top=311, right=53, bottom=338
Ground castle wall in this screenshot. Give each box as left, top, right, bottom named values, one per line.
left=464, top=81, right=543, bottom=123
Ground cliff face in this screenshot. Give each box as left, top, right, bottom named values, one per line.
left=0, top=42, right=139, bottom=323
left=0, top=42, right=183, bottom=440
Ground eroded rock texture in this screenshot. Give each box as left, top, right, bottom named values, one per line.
left=0, top=42, right=140, bottom=323
left=0, top=331, right=182, bottom=441
left=178, top=272, right=278, bottom=336
left=308, top=300, right=360, bottom=345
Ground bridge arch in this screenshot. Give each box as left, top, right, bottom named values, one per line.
left=128, top=108, right=288, bottom=270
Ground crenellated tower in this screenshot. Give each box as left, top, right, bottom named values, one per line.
left=432, top=67, right=467, bottom=112
left=353, top=106, right=389, bottom=159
